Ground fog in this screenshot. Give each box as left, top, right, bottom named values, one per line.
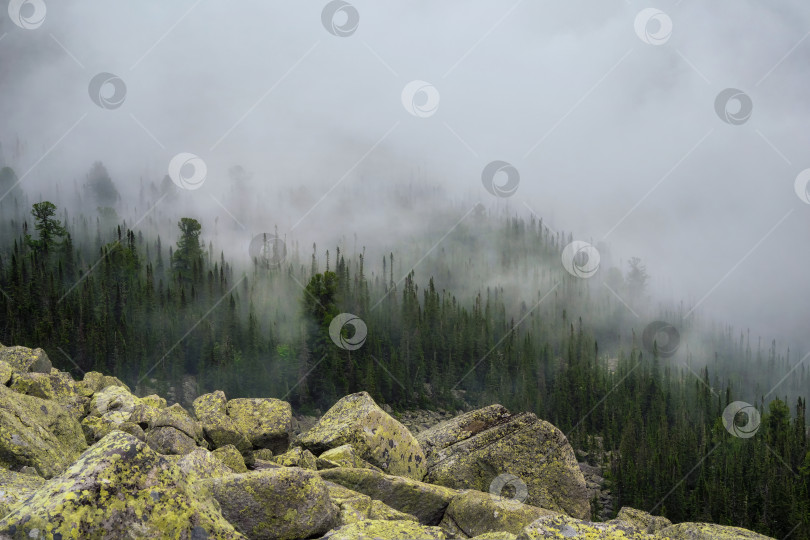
left=2, top=0, right=810, bottom=353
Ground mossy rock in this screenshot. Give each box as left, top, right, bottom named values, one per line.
left=10, top=369, right=92, bottom=420
left=226, top=397, right=291, bottom=453
left=317, top=444, right=383, bottom=472
left=472, top=534, right=518, bottom=540
left=0, top=362, right=11, bottom=386
left=517, top=514, right=655, bottom=539
left=0, top=431, right=244, bottom=538
left=0, top=383, right=87, bottom=478
left=325, top=481, right=418, bottom=526
left=81, top=415, right=116, bottom=444
left=274, top=446, right=318, bottom=470
left=153, top=403, right=204, bottom=444
left=9, top=372, right=55, bottom=400
left=657, top=522, right=775, bottom=539
left=319, top=467, right=458, bottom=525
left=192, top=391, right=252, bottom=455
left=211, top=444, right=247, bottom=473
left=321, top=519, right=447, bottom=539
left=176, top=447, right=235, bottom=481
left=440, top=489, right=557, bottom=538
left=146, top=426, right=198, bottom=455
left=297, top=391, right=426, bottom=480
left=0, top=347, right=51, bottom=375
left=200, top=467, right=339, bottom=540
left=89, top=385, right=140, bottom=418
left=253, top=448, right=274, bottom=460
left=423, top=411, right=590, bottom=519
left=117, top=421, right=146, bottom=442
left=0, top=468, right=46, bottom=519
left=612, top=507, right=672, bottom=534
left=129, top=402, right=161, bottom=429
left=82, top=371, right=131, bottom=393
left=141, top=394, right=167, bottom=409
left=417, top=404, right=511, bottom=468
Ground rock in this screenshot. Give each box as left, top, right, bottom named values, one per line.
left=46, top=369, right=93, bottom=419
left=0, top=362, right=11, bottom=385
left=0, top=431, right=243, bottom=538
left=153, top=403, right=205, bottom=445
left=117, top=421, right=146, bottom=442
left=297, top=391, right=426, bottom=480
left=439, top=489, right=556, bottom=538
left=192, top=391, right=253, bottom=455
left=275, top=446, right=318, bottom=470
left=417, top=404, right=511, bottom=468
left=317, top=444, right=383, bottom=472
left=9, top=372, right=54, bottom=400
left=176, top=447, right=235, bottom=481
left=82, top=371, right=131, bottom=393
left=291, top=414, right=319, bottom=437
left=81, top=414, right=116, bottom=443
left=141, top=394, right=167, bottom=409
left=129, top=402, right=161, bottom=428
left=320, top=467, right=458, bottom=525
left=321, top=519, right=448, bottom=539
left=325, top=481, right=418, bottom=526
left=227, top=397, right=292, bottom=453
left=0, top=383, right=86, bottom=478
left=658, top=522, right=775, bottom=539
left=253, top=448, right=274, bottom=460
left=212, top=444, right=248, bottom=473
left=612, top=507, right=672, bottom=534
left=146, top=425, right=197, bottom=455
left=88, top=385, right=140, bottom=418
left=0, top=346, right=51, bottom=374
left=201, top=467, right=339, bottom=540
left=422, top=409, right=589, bottom=519
left=471, top=534, right=517, bottom=540
left=0, top=468, right=45, bottom=519
left=516, top=514, right=653, bottom=539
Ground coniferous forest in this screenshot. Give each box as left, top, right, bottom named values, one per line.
left=0, top=164, right=808, bottom=538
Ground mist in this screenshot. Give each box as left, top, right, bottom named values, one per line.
left=2, top=0, right=810, bottom=355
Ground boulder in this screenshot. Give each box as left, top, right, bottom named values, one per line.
left=129, top=402, right=161, bottom=429
left=0, top=383, right=86, bottom=477
left=192, top=391, right=252, bottom=455
left=321, top=519, right=448, bottom=539
left=440, top=489, right=556, bottom=538
left=88, top=385, right=140, bottom=418
left=82, top=371, right=131, bottom=393
left=422, top=409, right=589, bottom=519
left=141, top=394, right=167, bottom=409
left=200, top=467, right=339, bottom=540
left=612, top=507, right=672, bottom=534
left=0, top=346, right=51, bottom=374
left=516, top=514, right=653, bottom=539
left=472, top=534, right=517, bottom=540
left=275, top=446, right=318, bottom=470
left=417, top=404, right=511, bottom=468
left=0, top=362, right=11, bottom=385
left=9, top=372, right=54, bottom=400
left=658, top=522, right=776, bottom=539
left=317, top=444, right=383, bottom=472
left=176, top=447, right=235, bottom=481
left=0, top=468, right=45, bottom=518
left=227, top=397, right=292, bottom=453
left=325, top=481, right=418, bottom=526
left=320, top=467, right=457, bottom=525
left=146, top=426, right=197, bottom=455
left=0, top=431, right=243, bottom=538
left=253, top=448, right=274, bottom=460
left=212, top=444, right=248, bottom=473
left=46, top=368, right=93, bottom=419
left=153, top=403, right=205, bottom=445
left=297, top=391, right=426, bottom=480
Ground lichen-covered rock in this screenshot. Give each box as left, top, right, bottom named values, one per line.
left=297, top=391, right=426, bottom=480
left=9, top=372, right=54, bottom=400
left=612, top=507, right=672, bottom=534
left=657, top=522, right=775, bottom=539
left=117, top=421, right=146, bottom=442
left=0, top=346, right=51, bottom=374
left=325, top=481, right=418, bottom=526
left=423, top=409, right=589, bottom=519
left=440, top=489, right=557, bottom=538
left=146, top=425, right=197, bottom=455
left=320, top=467, right=458, bottom=525
left=321, top=519, right=448, bottom=540
left=200, top=467, right=339, bottom=540
left=0, top=468, right=45, bottom=519
left=141, top=394, right=167, bottom=409
left=472, top=534, right=518, bottom=540
left=82, top=371, right=131, bottom=393
left=192, top=391, right=253, bottom=455
left=0, top=431, right=244, bottom=538
left=129, top=401, right=161, bottom=428
left=0, top=383, right=86, bottom=478
left=417, top=404, right=512, bottom=468
left=517, top=514, right=654, bottom=539
left=153, top=403, right=205, bottom=445
left=275, top=446, right=318, bottom=470
left=317, top=443, right=384, bottom=472
left=46, top=369, right=93, bottom=419
left=227, top=397, right=292, bottom=453
left=0, top=361, right=11, bottom=385
left=89, top=384, right=140, bottom=418
left=253, top=448, right=274, bottom=460
left=212, top=444, right=248, bottom=473
left=176, top=447, right=235, bottom=481
left=81, top=414, right=116, bottom=443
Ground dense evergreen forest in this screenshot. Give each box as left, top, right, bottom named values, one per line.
left=0, top=163, right=808, bottom=538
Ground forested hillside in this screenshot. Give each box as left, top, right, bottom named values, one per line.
left=0, top=164, right=808, bottom=538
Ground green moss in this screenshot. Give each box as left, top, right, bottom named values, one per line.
left=0, top=468, right=46, bottom=518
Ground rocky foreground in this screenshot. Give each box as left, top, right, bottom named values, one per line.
left=0, top=344, right=773, bottom=539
